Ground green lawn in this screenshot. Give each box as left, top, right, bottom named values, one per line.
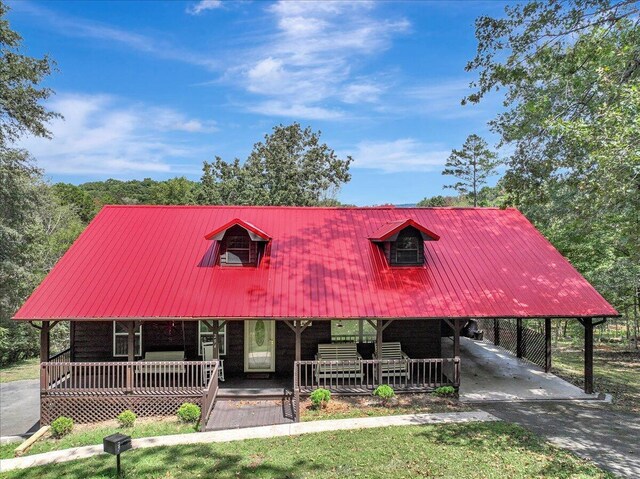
left=0, top=422, right=611, bottom=479
left=0, top=418, right=197, bottom=460
left=552, top=344, right=640, bottom=413
left=0, top=358, right=39, bottom=383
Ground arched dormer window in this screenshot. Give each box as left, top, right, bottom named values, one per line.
left=204, top=218, right=271, bottom=267
left=368, top=218, right=439, bottom=267
left=391, top=227, right=423, bottom=265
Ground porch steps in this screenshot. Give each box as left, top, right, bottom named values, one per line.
left=206, top=399, right=295, bottom=431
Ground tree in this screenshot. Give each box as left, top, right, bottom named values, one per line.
left=442, top=134, right=498, bottom=206
left=52, top=183, right=97, bottom=222
left=198, top=123, right=352, bottom=206
left=465, top=0, right=640, bottom=340
left=150, top=177, right=197, bottom=205
left=0, top=2, right=74, bottom=364
left=0, top=2, right=60, bottom=144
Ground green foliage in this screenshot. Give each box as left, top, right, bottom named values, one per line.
left=434, top=386, right=456, bottom=397
left=442, top=134, right=499, bottom=207
left=309, top=388, right=331, bottom=409
left=117, top=410, right=137, bottom=428
left=50, top=416, right=73, bottom=438
left=198, top=123, right=352, bottom=206
left=0, top=2, right=61, bottom=144
left=373, top=384, right=395, bottom=406
left=177, top=403, right=201, bottom=423
left=465, top=0, right=640, bottom=326
left=150, top=177, right=197, bottom=205
left=51, top=183, right=97, bottom=222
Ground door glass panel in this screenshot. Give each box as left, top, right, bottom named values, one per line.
left=246, top=320, right=274, bottom=371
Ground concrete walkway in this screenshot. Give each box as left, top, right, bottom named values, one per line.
left=0, top=410, right=497, bottom=472
left=482, top=402, right=640, bottom=478
left=0, top=380, right=40, bottom=438
left=455, top=338, right=597, bottom=401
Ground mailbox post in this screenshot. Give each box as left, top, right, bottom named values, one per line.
left=103, top=433, right=132, bottom=477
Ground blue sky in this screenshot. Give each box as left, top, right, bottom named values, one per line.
left=9, top=0, right=508, bottom=205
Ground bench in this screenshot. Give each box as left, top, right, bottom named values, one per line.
left=372, top=342, right=411, bottom=379
left=202, top=342, right=225, bottom=382
left=315, top=343, right=363, bottom=381
left=135, top=351, right=186, bottom=375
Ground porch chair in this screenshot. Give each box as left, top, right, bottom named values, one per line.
left=372, top=342, right=411, bottom=379
left=315, top=343, right=363, bottom=381
left=202, top=342, right=225, bottom=382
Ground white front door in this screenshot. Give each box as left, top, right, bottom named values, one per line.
left=244, top=320, right=276, bottom=372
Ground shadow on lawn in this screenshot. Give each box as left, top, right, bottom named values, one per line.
left=7, top=444, right=322, bottom=479
left=416, top=422, right=610, bottom=478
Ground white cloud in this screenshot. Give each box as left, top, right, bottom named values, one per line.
left=231, top=1, right=409, bottom=118
left=347, top=139, right=450, bottom=172
left=247, top=101, right=344, bottom=120
left=19, top=93, right=214, bottom=176
left=404, top=79, right=493, bottom=119
left=186, top=0, right=223, bottom=15
left=13, top=2, right=217, bottom=70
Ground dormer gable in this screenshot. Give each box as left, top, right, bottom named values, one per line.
left=369, top=219, right=439, bottom=266
left=204, top=218, right=270, bottom=267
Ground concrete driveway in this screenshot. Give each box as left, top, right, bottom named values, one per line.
left=0, top=380, right=40, bottom=438
left=482, top=402, right=640, bottom=478
left=449, top=337, right=597, bottom=401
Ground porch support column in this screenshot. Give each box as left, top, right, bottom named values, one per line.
left=584, top=318, right=594, bottom=394
left=40, top=321, right=50, bottom=363
left=493, top=319, right=500, bottom=346
left=516, top=318, right=524, bottom=358
left=453, top=318, right=460, bottom=358
left=125, top=321, right=138, bottom=393
left=202, top=320, right=226, bottom=360
left=283, top=320, right=311, bottom=363
left=366, top=319, right=394, bottom=385
left=545, top=318, right=552, bottom=372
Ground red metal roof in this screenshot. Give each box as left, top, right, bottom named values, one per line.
left=368, top=218, right=440, bottom=241
left=13, top=206, right=618, bottom=321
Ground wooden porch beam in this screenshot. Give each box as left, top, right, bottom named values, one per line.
left=516, top=318, right=523, bottom=358
left=453, top=318, right=460, bottom=358
left=583, top=317, right=594, bottom=394
left=284, top=320, right=312, bottom=362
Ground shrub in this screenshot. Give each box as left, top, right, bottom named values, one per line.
left=117, top=410, right=137, bottom=428
left=50, top=416, right=74, bottom=438
left=434, top=385, right=456, bottom=396
left=177, top=402, right=201, bottom=423
left=309, top=388, right=331, bottom=409
left=373, top=384, right=395, bottom=406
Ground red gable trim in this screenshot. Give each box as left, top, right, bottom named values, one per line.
left=204, top=218, right=271, bottom=241
left=369, top=218, right=440, bottom=242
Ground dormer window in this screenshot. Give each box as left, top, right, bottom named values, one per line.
left=204, top=218, right=271, bottom=267
left=369, top=218, right=439, bottom=267
left=393, top=228, right=422, bottom=265
left=226, top=234, right=251, bottom=264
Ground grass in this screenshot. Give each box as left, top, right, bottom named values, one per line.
left=301, top=393, right=468, bottom=421
left=0, top=421, right=612, bottom=479
left=552, top=343, right=640, bottom=414
left=0, top=417, right=197, bottom=460
left=0, top=358, right=39, bottom=383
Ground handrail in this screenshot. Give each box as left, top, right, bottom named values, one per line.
left=41, top=360, right=218, bottom=396
left=200, top=362, right=220, bottom=430
left=48, top=347, right=71, bottom=362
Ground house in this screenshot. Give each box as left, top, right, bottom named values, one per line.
left=12, top=205, right=618, bottom=427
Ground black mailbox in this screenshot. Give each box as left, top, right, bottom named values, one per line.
left=103, top=433, right=132, bottom=455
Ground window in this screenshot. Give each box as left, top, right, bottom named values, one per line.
left=330, top=320, right=376, bottom=343
left=113, top=322, right=142, bottom=357
left=391, top=228, right=423, bottom=265
left=199, top=321, right=227, bottom=356
left=226, top=235, right=250, bottom=265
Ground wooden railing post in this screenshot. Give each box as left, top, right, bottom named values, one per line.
left=293, top=361, right=300, bottom=422
left=40, top=321, right=50, bottom=363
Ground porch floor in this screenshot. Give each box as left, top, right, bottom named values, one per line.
left=205, top=399, right=295, bottom=431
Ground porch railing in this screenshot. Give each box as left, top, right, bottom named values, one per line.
left=40, top=361, right=218, bottom=396
left=330, top=334, right=377, bottom=343
left=292, top=357, right=460, bottom=421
